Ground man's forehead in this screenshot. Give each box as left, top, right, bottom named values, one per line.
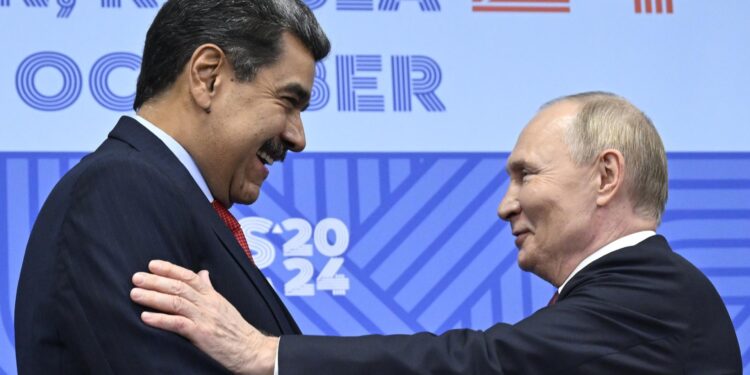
left=504, top=104, right=579, bottom=172
left=514, top=107, right=578, bottom=146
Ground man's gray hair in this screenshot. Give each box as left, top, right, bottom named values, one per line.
left=544, top=92, right=668, bottom=224
left=134, top=0, right=330, bottom=110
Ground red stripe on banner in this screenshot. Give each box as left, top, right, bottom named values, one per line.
left=472, top=6, right=569, bottom=12
left=655, top=0, right=663, bottom=13
left=488, top=0, right=568, bottom=3
left=634, top=0, right=642, bottom=13
left=645, top=0, right=652, bottom=13
left=666, top=0, right=673, bottom=13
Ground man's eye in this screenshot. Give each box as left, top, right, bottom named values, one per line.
left=285, top=97, right=299, bottom=107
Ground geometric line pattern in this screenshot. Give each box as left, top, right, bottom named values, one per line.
left=1, top=152, right=749, bottom=373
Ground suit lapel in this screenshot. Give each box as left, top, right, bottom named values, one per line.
left=107, top=116, right=296, bottom=334
left=198, top=200, right=297, bottom=334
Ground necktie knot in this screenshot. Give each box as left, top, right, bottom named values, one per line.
left=212, top=200, right=254, bottom=264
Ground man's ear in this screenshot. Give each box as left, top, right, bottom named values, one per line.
left=595, top=149, right=626, bottom=207
left=187, top=44, right=225, bottom=113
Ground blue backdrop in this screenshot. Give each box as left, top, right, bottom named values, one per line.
left=2, top=0, right=750, bottom=373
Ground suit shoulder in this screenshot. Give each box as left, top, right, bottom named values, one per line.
left=71, top=148, right=171, bottom=188
left=654, top=238, right=721, bottom=295
left=40, top=148, right=192, bottom=226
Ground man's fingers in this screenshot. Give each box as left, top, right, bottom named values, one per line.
left=148, top=260, right=196, bottom=281
left=132, top=271, right=204, bottom=305
left=141, top=311, right=197, bottom=339
left=130, top=287, right=198, bottom=317
left=146, top=260, right=212, bottom=293
left=197, top=270, right=213, bottom=288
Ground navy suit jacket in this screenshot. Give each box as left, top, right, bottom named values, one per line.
left=279, top=235, right=742, bottom=374
left=15, top=116, right=299, bottom=373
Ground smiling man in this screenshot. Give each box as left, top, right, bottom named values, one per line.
left=499, top=97, right=662, bottom=293
left=130, top=92, right=741, bottom=374
left=14, top=1, right=329, bottom=373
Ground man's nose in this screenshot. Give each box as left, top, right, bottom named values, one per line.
left=497, top=185, right=520, bottom=221
left=283, top=113, right=306, bottom=152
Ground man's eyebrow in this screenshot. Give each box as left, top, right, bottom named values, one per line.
left=505, top=159, right=527, bottom=174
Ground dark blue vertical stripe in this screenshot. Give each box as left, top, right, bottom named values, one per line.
left=395, top=56, right=403, bottom=111
left=315, top=157, right=327, bottom=219
left=346, top=159, right=360, bottom=233
left=403, top=56, right=410, bottom=110
left=58, top=158, right=68, bottom=180
left=348, top=57, right=356, bottom=111
left=521, top=271, right=533, bottom=316
left=492, top=282, right=503, bottom=323
left=66, top=156, right=80, bottom=172
left=399, top=56, right=408, bottom=111
left=336, top=56, right=345, bottom=111
left=378, top=158, right=390, bottom=204
left=284, top=157, right=295, bottom=206
left=27, top=158, right=38, bottom=228
left=0, top=156, right=13, bottom=346
left=403, top=56, right=412, bottom=111
left=391, top=56, right=398, bottom=111
left=392, top=56, right=401, bottom=111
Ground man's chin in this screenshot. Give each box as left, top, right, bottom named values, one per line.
left=231, top=186, right=261, bottom=205
left=235, top=196, right=259, bottom=205
left=516, top=251, right=535, bottom=272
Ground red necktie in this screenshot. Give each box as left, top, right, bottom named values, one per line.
left=548, top=291, right=559, bottom=306
left=212, top=200, right=254, bottom=265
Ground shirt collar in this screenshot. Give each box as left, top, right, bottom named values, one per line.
left=558, top=230, right=656, bottom=293
left=131, top=115, right=213, bottom=202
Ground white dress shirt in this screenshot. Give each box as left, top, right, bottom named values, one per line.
left=558, top=230, right=656, bottom=293
left=132, top=115, right=213, bottom=202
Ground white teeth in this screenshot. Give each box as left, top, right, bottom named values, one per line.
left=257, top=150, right=274, bottom=165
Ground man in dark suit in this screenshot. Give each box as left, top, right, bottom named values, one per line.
left=14, top=0, right=329, bottom=373
left=129, top=92, right=742, bottom=374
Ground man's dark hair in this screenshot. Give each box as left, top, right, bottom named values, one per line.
left=133, top=0, right=330, bottom=110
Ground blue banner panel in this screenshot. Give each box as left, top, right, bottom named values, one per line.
left=1, top=152, right=749, bottom=373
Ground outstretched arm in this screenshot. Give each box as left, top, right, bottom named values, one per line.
left=131, top=260, right=278, bottom=375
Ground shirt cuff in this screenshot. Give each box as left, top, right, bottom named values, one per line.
left=274, top=337, right=280, bottom=375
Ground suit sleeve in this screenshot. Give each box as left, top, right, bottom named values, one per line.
left=278, top=290, right=682, bottom=375
left=55, top=155, right=229, bottom=373
left=279, top=325, right=512, bottom=375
